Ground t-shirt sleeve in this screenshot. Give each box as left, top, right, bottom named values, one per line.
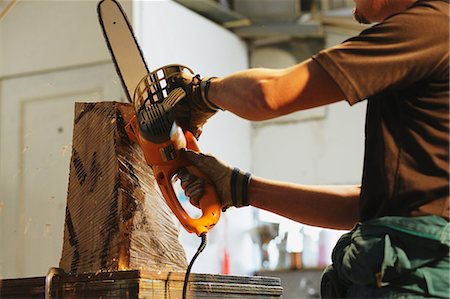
left=312, top=2, right=449, bottom=105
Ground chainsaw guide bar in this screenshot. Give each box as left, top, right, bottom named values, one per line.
left=97, top=0, right=149, bottom=103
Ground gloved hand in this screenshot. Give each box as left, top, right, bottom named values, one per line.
left=164, top=65, right=222, bottom=139
left=178, top=150, right=252, bottom=211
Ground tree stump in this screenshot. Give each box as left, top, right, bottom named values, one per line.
left=59, top=102, right=187, bottom=274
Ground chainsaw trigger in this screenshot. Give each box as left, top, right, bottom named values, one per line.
left=164, top=87, right=186, bottom=108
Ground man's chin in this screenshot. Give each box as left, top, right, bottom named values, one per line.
left=353, top=8, right=371, bottom=24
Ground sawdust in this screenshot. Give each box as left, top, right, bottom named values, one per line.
left=43, top=224, right=51, bottom=237
left=61, top=145, right=68, bottom=157
left=24, top=218, right=32, bottom=235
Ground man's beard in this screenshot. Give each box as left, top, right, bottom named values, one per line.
left=353, top=8, right=371, bottom=24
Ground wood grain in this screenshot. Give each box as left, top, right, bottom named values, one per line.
left=59, top=102, right=187, bottom=274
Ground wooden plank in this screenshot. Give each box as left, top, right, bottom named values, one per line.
left=0, top=270, right=283, bottom=298
left=59, top=102, right=187, bottom=274
left=0, top=276, right=45, bottom=298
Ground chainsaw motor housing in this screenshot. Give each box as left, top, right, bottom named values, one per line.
left=137, top=104, right=177, bottom=144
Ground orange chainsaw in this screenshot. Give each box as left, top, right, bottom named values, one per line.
left=98, top=0, right=221, bottom=236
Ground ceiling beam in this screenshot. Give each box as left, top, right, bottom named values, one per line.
left=233, top=22, right=323, bottom=39
left=174, top=0, right=251, bottom=29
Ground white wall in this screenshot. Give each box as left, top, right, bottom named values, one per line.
left=135, top=1, right=255, bottom=275
left=0, top=0, right=132, bottom=78
left=252, top=103, right=366, bottom=185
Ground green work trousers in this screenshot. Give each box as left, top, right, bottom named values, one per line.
left=321, top=215, right=450, bottom=298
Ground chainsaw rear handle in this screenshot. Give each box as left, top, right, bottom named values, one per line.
left=125, top=116, right=221, bottom=236
left=154, top=162, right=221, bottom=236
left=158, top=132, right=221, bottom=236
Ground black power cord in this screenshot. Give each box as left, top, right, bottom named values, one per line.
left=182, top=233, right=207, bottom=299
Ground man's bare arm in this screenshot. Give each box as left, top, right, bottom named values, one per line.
left=249, top=176, right=360, bottom=230
left=180, top=151, right=360, bottom=230
left=208, top=59, right=345, bottom=121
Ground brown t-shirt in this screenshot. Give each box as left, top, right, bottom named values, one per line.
left=313, top=0, right=449, bottom=221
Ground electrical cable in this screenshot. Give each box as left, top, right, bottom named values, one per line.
left=182, top=232, right=207, bottom=299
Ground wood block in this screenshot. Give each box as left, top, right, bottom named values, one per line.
left=0, top=270, right=283, bottom=298
left=59, top=102, right=188, bottom=274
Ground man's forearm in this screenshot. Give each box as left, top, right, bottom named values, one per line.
left=248, top=176, right=360, bottom=230
left=207, top=59, right=344, bottom=121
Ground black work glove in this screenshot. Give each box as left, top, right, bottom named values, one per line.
left=178, top=150, right=252, bottom=211
left=164, top=65, right=221, bottom=139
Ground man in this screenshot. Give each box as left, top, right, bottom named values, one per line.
left=171, top=0, right=449, bottom=297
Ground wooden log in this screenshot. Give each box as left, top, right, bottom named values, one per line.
left=0, top=270, right=283, bottom=298
left=59, top=102, right=188, bottom=274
